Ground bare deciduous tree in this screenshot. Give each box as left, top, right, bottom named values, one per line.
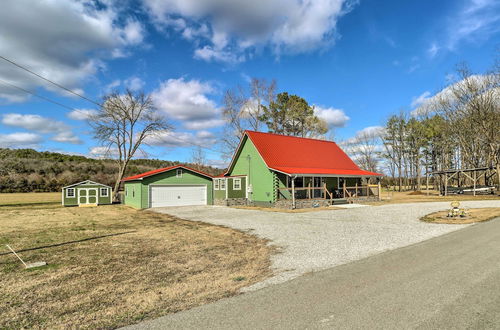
left=90, top=90, right=171, bottom=201
left=190, top=146, right=207, bottom=170
left=221, top=78, right=276, bottom=159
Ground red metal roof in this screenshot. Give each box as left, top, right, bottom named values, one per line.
left=243, top=131, right=382, bottom=176
left=122, top=165, right=214, bottom=182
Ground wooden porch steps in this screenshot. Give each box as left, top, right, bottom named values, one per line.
left=331, top=198, right=348, bottom=205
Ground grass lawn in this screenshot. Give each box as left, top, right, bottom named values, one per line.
left=0, top=201, right=273, bottom=329
left=421, top=207, right=500, bottom=224
left=0, top=192, right=61, bottom=206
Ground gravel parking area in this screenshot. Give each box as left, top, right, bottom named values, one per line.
left=153, top=200, right=500, bottom=290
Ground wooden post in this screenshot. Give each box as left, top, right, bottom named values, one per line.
left=343, top=180, right=346, bottom=199
left=378, top=178, right=382, bottom=201
left=426, top=173, right=429, bottom=196
left=355, top=182, right=358, bottom=197
left=473, top=170, right=476, bottom=196
left=291, top=177, right=296, bottom=209
left=444, top=173, right=448, bottom=196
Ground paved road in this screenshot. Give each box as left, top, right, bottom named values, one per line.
left=153, top=201, right=500, bottom=289
left=127, top=216, right=500, bottom=330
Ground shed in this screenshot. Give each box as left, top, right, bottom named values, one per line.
left=122, top=165, right=214, bottom=209
left=62, top=180, right=112, bottom=207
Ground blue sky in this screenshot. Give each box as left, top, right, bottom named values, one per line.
left=0, top=0, right=499, bottom=167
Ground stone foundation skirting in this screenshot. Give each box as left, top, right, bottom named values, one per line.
left=214, top=198, right=249, bottom=206
left=274, top=199, right=331, bottom=209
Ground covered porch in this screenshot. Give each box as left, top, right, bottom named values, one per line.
left=275, top=172, right=381, bottom=208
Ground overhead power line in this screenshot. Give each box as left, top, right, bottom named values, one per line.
left=0, top=77, right=77, bottom=111
left=0, top=55, right=101, bottom=106
left=0, top=78, right=223, bottom=155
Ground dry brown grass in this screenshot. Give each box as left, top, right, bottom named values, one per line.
left=0, top=204, right=273, bottom=329
left=421, top=207, right=500, bottom=224
left=232, top=205, right=341, bottom=213
left=366, top=190, right=499, bottom=205
left=0, top=192, right=61, bottom=206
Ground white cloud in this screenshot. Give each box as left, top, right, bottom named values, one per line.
left=2, top=113, right=82, bottom=144
left=427, top=43, right=439, bottom=58
left=0, top=132, right=42, bottom=148
left=410, top=91, right=432, bottom=108
left=194, top=46, right=244, bottom=64
left=314, top=106, right=350, bottom=127
left=445, top=0, right=500, bottom=51
left=0, top=0, right=145, bottom=102
left=183, top=119, right=226, bottom=130
left=206, top=158, right=228, bottom=169
left=142, top=0, right=358, bottom=63
left=151, top=78, right=224, bottom=129
left=89, top=146, right=119, bottom=158
left=68, top=109, right=98, bottom=121
left=410, top=74, right=499, bottom=117
left=52, top=132, right=83, bottom=144
left=124, top=77, right=145, bottom=91
left=145, top=130, right=217, bottom=148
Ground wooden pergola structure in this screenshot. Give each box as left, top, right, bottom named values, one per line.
left=426, top=166, right=499, bottom=196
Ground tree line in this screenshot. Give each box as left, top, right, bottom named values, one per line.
left=0, top=148, right=223, bottom=193
left=352, top=59, right=499, bottom=191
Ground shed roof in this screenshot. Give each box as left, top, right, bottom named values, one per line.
left=228, top=131, right=381, bottom=177
left=63, top=180, right=112, bottom=189
left=122, top=164, right=214, bottom=182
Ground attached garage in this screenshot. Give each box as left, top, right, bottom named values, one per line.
left=122, top=165, right=214, bottom=209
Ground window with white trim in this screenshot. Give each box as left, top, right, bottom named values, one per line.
left=233, top=178, right=241, bottom=190
left=100, top=188, right=109, bottom=197
left=66, top=188, right=75, bottom=198
left=220, top=178, right=226, bottom=190
left=214, top=179, right=219, bottom=190
left=176, top=169, right=183, bottom=178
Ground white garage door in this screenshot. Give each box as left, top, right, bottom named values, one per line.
left=150, top=185, right=207, bottom=207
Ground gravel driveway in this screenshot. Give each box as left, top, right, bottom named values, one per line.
left=152, top=200, right=500, bottom=290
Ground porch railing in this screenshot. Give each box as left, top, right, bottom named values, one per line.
left=277, top=184, right=380, bottom=200
left=343, top=184, right=380, bottom=198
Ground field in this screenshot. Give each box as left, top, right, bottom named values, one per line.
left=0, top=192, right=60, bottom=205
left=0, top=195, right=273, bottom=329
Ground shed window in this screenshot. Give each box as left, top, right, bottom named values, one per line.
left=214, top=179, right=219, bottom=190
left=132, top=188, right=135, bottom=198
left=176, top=169, right=183, bottom=178
left=233, top=178, right=241, bottom=190
left=66, top=188, right=75, bottom=198
left=100, top=188, right=109, bottom=197
left=220, top=179, right=226, bottom=190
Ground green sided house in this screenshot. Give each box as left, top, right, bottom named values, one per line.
left=122, top=165, right=214, bottom=209
left=215, top=130, right=382, bottom=209
left=62, top=180, right=112, bottom=207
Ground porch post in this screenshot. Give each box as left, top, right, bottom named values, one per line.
left=342, top=179, right=346, bottom=198
left=377, top=177, right=382, bottom=201
left=291, top=176, right=296, bottom=209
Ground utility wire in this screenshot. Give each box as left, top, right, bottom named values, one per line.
left=0, top=77, right=77, bottom=111
left=0, top=78, right=223, bottom=154
left=0, top=55, right=101, bottom=106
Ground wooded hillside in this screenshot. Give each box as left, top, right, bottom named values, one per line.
left=0, top=148, right=224, bottom=193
